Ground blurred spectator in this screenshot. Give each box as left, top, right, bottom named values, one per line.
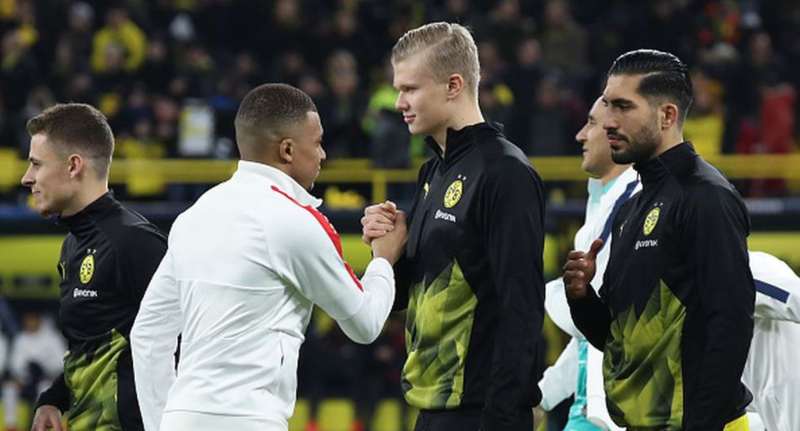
left=1, top=24, right=40, bottom=114
left=365, top=59, right=410, bottom=168
left=505, top=36, right=544, bottom=146
left=4, top=312, right=65, bottom=430
left=526, top=74, right=576, bottom=156
left=479, top=80, right=514, bottom=128
left=485, top=0, right=534, bottom=64
left=319, top=50, right=369, bottom=158
left=684, top=70, right=725, bottom=157
left=540, top=0, right=587, bottom=83
left=91, top=6, right=147, bottom=73
left=138, top=36, right=175, bottom=94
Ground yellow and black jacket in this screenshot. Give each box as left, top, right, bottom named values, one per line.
left=569, top=143, right=754, bottom=430
left=35, top=193, right=167, bottom=431
left=396, top=122, right=546, bottom=431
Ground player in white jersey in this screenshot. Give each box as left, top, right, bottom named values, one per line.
left=130, top=84, right=407, bottom=431
left=539, top=97, right=800, bottom=431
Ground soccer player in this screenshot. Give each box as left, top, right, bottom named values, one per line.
left=20, top=103, right=167, bottom=431
left=563, top=49, right=754, bottom=430
left=544, top=97, right=800, bottom=431
left=130, top=83, right=407, bottom=431
left=362, top=22, right=546, bottom=431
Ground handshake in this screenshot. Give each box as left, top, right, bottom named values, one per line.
left=360, top=201, right=408, bottom=265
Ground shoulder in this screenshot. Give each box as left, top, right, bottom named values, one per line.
left=98, top=206, right=167, bottom=256
left=679, top=157, right=741, bottom=201
left=267, top=187, right=341, bottom=250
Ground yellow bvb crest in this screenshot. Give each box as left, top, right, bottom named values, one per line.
left=79, top=254, right=95, bottom=284
left=444, top=180, right=463, bottom=208
left=643, top=207, right=660, bottom=236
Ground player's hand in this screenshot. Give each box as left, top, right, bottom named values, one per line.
left=361, top=201, right=398, bottom=245
left=563, top=239, right=603, bottom=300
left=31, top=405, right=64, bottom=431
left=371, top=211, right=407, bottom=265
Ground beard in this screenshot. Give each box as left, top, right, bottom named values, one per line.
left=610, top=122, right=660, bottom=165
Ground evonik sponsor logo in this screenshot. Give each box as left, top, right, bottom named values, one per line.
left=434, top=209, right=457, bottom=223
left=73, top=288, right=98, bottom=298
left=634, top=239, right=659, bottom=250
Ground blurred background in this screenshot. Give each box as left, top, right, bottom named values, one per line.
left=0, top=0, right=799, bottom=430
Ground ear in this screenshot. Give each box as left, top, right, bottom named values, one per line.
left=66, top=154, right=86, bottom=179
left=660, top=103, right=680, bottom=130
left=446, top=73, right=465, bottom=100
left=278, top=138, right=294, bottom=163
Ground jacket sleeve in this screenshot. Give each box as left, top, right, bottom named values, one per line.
left=34, top=373, right=70, bottom=412
left=130, top=251, right=182, bottom=431
left=544, top=278, right=582, bottom=338
left=268, top=205, right=395, bottom=345
left=749, top=251, right=800, bottom=323
left=567, top=287, right=611, bottom=350
left=682, top=186, right=754, bottom=430
left=478, top=157, right=545, bottom=431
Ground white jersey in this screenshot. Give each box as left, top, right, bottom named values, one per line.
left=541, top=167, right=800, bottom=431
left=742, top=252, right=800, bottom=431
left=131, top=161, right=395, bottom=431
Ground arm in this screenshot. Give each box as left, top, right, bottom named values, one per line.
left=684, top=188, right=754, bottom=430
left=34, top=373, right=70, bottom=412
left=479, top=158, right=545, bottom=430
left=544, top=278, right=582, bottom=338
left=567, top=288, right=611, bottom=350
left=749, top=251, right=800, bottom=323
left=130, top=251, right=182, bottom=431
left=272, top=204, right=398, bottom=344
left=537, top=337, right=578, bottom=411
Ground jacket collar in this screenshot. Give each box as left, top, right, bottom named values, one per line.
left=58, top=192, right=119, bottom=235
left=634, top=142, right=696, bottom=189
left=234, top=160, right=323, bottom=208
left=424, top=122, right=504, bottom=165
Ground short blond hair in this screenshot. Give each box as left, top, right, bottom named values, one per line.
left=391, top=22, right=480, bottom=95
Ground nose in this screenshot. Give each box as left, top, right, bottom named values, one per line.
left=395, top=93, right=407, bottom=112
left=21, top=166, right=34, bottom=187
left=603, top=115, right=619, bottom=132
left=575, top=125, right=588, bottom=144
left=319, top=146, right=327, bottom=161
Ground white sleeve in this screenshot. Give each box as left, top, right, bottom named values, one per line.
left=545, top=278, right=582, bottom=338
left=131, top=251, right=182, bottom=431
left=586, top=343, right=625, bottom=430
left=9, top=337, right=24, bottom=381
left=538, top=337, right=578, bottom=411
left=749, top=251, right=800, bottom=323
left=0, top=335, right=7, bottom=376
left=269, top=210, right=395, bottom=344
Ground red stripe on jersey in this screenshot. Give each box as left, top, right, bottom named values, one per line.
left=271, top=185, right=363, bottom=291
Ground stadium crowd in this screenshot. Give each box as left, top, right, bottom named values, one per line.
left=0, top=0, right=798, bottom=165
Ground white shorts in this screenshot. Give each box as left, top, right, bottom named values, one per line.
left=159, top=411, right=286, bottom=431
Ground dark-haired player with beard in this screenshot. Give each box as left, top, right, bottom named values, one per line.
left=563, top=50, right=754, bottom=431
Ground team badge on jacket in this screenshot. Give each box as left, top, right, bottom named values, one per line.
left=444, top=179, right=463, bottom=208
left=79, top=253, right=95, bottom=284
left=643, top=207, right=660, bottom=236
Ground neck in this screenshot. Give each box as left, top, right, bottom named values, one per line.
left=651, top=129, right=684, bottom=159
left=432, top=97, right=485, bottom=154
left=599, top=164, right=631, bottom=185
left=62, top=180, right=109, bottom=217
